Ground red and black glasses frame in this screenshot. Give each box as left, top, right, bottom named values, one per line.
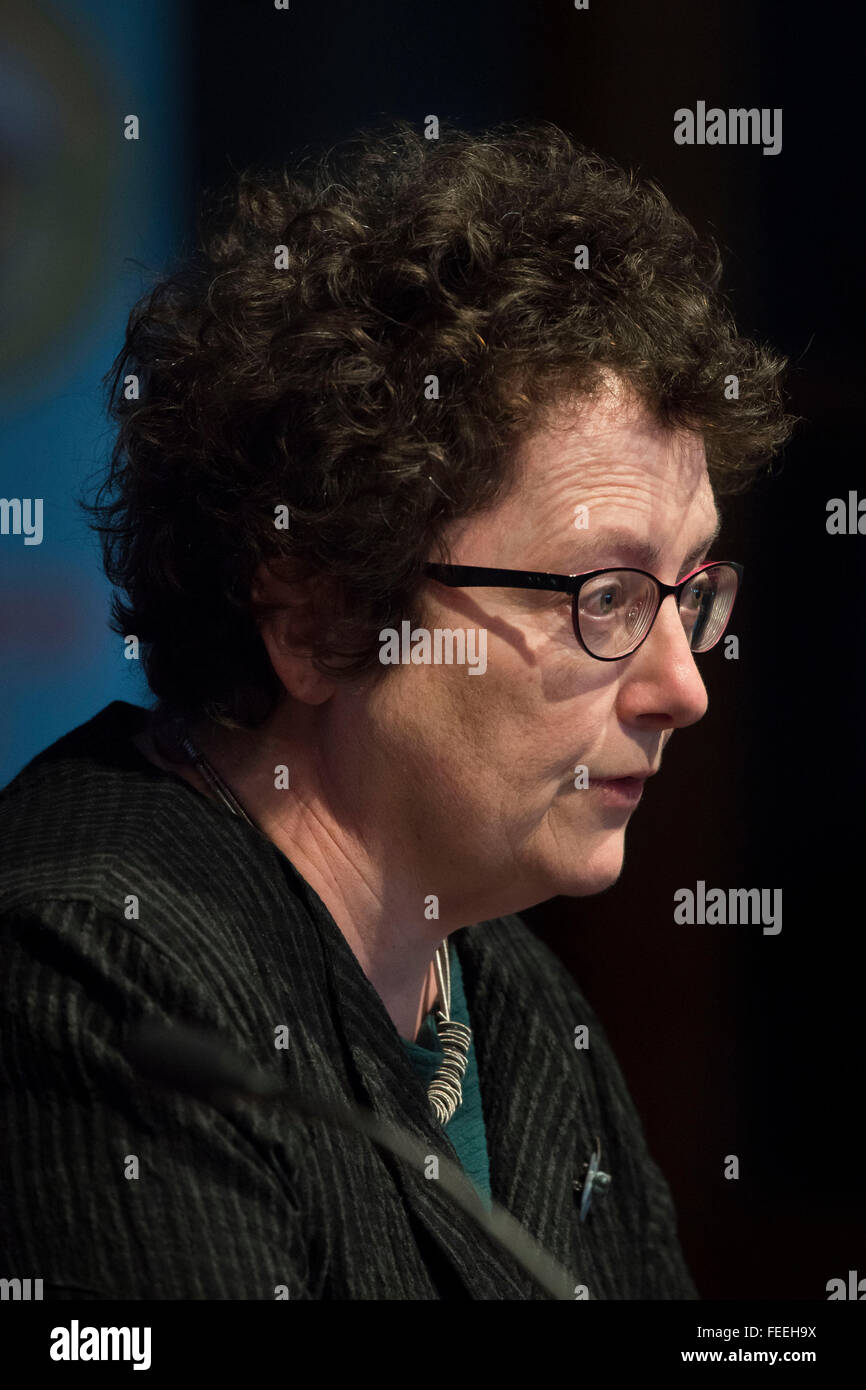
left=422, top=560, right=743, bottom=662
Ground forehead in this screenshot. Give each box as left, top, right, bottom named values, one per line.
left=449, top=380, right=719, bottom=566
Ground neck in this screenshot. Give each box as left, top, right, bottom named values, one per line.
left=141, top=708, right=445, bottom=1042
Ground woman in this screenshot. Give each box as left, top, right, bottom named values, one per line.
left=0, top=120, right=792, bottom=1299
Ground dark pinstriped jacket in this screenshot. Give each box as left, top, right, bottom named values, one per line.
left=0, top=701, right=698, bottom=1300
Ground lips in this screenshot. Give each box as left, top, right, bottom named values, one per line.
left=591, top=774, right=649, bottom=807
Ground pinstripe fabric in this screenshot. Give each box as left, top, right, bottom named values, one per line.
left=0, top=701, right=699, bottom=1300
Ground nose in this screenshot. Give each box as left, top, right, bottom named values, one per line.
left=615, top=593, right=709, bottom=731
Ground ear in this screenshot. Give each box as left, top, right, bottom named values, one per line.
left=251, top=561, right=338, bottom=707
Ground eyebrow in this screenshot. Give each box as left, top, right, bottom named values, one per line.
left=570, top=515, right=722, bottom=575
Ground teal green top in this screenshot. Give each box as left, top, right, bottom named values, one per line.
left=401, top=939, right=492, bottom=1211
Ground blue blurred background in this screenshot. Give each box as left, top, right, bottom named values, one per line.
left=0, top=0, right=187, bottom=781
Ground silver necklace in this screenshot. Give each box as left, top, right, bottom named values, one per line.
left=172, top=721, right=471, bottom=1126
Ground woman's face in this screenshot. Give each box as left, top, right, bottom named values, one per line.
left=335, top=379, right=722, bottom=921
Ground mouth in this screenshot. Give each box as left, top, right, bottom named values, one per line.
left=591, top=772, right=654, bottom=807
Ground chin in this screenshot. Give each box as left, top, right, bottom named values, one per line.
left=551, top=836, right=626, bottom=898
left=560, top=870, right=624, bottom=899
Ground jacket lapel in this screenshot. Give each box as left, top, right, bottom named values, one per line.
left=292, top=867, right=545, bottom=1296
left=455, top=918, right=588, bottom=1283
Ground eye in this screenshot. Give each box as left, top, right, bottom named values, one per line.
left=582, top=577, right=627, bottom=617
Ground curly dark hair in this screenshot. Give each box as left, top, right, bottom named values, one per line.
left=84, top=118, right=795, bottom=729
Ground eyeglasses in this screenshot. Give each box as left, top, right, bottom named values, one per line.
left=422, top=560, right=743, bottom=661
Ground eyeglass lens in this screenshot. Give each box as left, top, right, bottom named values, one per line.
left=574, top=564, right=739, bottom=658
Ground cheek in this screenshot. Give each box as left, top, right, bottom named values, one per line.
left=373, top=661, right=497, bottom=771
left=451, top=633, right=616, bottom=753
left=375, top=626, right=619, bottom=792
